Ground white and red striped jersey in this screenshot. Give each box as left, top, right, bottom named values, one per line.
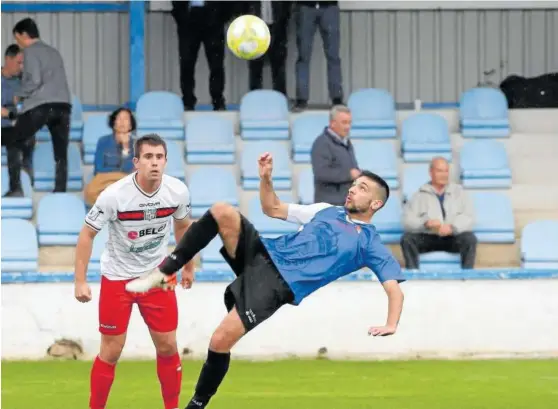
left=85, top=173, right=191, bottom=280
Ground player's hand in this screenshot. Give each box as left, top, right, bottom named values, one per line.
left=438, top=224, right=453, bottom=236
left=74, top=281, right=92, bottom=303
left=425, top=219, right=442, bottom=230
left=368, top=325, right=397, bottom=337
left=258, top=152, right=273, bottom=181
left=350, top=168, right=361, bottom=180
left=181, top=263, right=195, bottom=289
left=161, top=272, right=178, bottom=291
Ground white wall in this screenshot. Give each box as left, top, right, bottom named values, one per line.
left=2, top=281, right=558, bottom=360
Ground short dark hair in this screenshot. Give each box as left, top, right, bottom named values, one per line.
left=134, top=134, right=167, bottom=159
left=13, top=18, right=40, bottom=39
left=5, top=44, right=21, bottom=58
left=360, top=170, right=390, bottom=208
left=108, top=107, right=137, bottom=132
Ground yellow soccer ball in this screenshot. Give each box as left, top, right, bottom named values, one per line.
left=227, top=15, right=271, bottom=60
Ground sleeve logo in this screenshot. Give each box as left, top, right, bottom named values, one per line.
left=87, top=206, right=104, bottom=221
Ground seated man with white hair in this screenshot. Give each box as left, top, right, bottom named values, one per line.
left=401, top=157, right=477, bottom=269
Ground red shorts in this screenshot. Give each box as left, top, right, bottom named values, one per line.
left=98, top=276, right=178, bottom=336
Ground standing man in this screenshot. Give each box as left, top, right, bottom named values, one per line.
left=241, top=1, right=291, bottom=97
left=171, top=1, right=230, bottom=111
left=74, top=135, right=194, bottom=409
left=6, top=18, right=72, bottom=196
left=310, top=105, right=359, bottom=206
left=1, top=44, right=24, bottom=191
left=401, top=157, right=478, bottom=269
left=294, top=1, right=343, bottom=111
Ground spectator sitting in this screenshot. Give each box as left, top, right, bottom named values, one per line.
left=400, top=157, right=477, bottom=270
left=84, top=107, right=136, bottom=206
left=310, top=105, right=360, bottom=206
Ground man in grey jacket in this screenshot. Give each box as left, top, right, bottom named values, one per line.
left=4, top=18, right=72, bottom=197
left=310, top=105, right=360, bottom=206
left=401, top=157, right=477, bottom=269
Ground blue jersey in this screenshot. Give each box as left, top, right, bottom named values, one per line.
left=261, top=203, right=405, bottom=305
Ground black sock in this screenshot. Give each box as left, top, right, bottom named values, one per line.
left=186, top=349, right=231, bottom=408
left=159, top=210, right=219, bottom=275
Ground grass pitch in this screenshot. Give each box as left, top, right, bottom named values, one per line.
left=2, top=359, right=557, bottom=409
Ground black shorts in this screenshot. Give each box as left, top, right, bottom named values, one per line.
left=221, top=215, right=294, bottom=333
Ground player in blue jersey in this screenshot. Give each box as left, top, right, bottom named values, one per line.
left=126, top=152, right=406, bottom=409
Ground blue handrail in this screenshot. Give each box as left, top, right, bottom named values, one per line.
left=1, top=1, right=145, bottom=109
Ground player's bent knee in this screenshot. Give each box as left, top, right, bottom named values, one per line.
left=99, top=334, right=126, bottom=364
left=209, top=326, right=240, bottom=353
left=210, top=202, right=239, bottom=225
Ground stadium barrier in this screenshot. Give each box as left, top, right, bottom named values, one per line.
left=2, top=271, right=558, bottom=360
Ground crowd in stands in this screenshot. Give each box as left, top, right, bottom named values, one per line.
left=2, top=13, right=558, bottom=278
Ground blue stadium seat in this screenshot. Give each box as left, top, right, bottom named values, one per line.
left=297, top=168, right=314, bottom=205
left=472, top=192, right=515, bottom=243
left=136, top=91, right=185, bottom=140
left=352, top=140, right=399, bottom=189
left=241, top=142, right=291, bottom=190
left=401, top=113, right=452, bottom=162
left=82, top=114, right=111, bottom=165
left=200, top=237, right=234, bottom=275
left=402, top=164, right=430, bottom=202
left=185, top=115, right=235, bottom=164
left=1, top=146, right=6, bottom=165
left=36, top=95, right=84, bottom=142
left=373, top=192, right=403, bottom=244
left=1, top=168, right=33, bottom=219
left=189, top=167, right=239, bottom=218
left=1, top=218, right=38, bottom=273
left=291, top=113, right=329, bottom=163
left=418, top=251, right=460, bottom=271
left=460, top=87, right=510, bottom=138
left=37, top=193, right=86, bottom=245
left=347, top=88, right=397, bottom=138
left=33, top=143, right=83, bottom=191
left=460, top=140, right=511, bottom=188
left=240, top=90, right=289, bottom=140
left=89, top=228, right=108, bottom=273
left=521, top=220, right=558, bottom=270
left=248, top=195, right=299, bottom=238
left=165, top=141, right=185, bottom=181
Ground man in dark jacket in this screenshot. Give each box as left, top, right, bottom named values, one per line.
left=310, top=105, right=360, bottom=205
left=171, top=1, right=232, bottom=111
left=237, top=1, right=291, bottom=97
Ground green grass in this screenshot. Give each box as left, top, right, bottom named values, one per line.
left=2, top=359, right=558, bottom=409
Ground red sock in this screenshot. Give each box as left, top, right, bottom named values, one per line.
left=89, top=356, right=116, bottom=409
left=157, top=353, right=182, bottom=409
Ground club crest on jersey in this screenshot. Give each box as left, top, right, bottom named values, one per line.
left=144, top=208, right=157, bottom=221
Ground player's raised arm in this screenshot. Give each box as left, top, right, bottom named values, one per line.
left=259, top=152, right=333, bottom=224
left=258, top=152, right=290, bottom=220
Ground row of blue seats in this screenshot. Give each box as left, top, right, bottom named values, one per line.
left=25, top=87, right=511, bottom=144
left=2, top=210, right=557, bottom=274
left=0, top=136, right=512, bottom=203
left=0, top=190, right=519, bottom=245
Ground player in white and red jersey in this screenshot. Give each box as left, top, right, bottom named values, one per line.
left=74, top=134, right=193, bottom=409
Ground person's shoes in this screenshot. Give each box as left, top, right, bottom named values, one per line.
left=3, top=189, right=24, bottom=198
left=332, top=98, right=344, bottom=106
left=125, top=267, right=175, bottom=293
left=292, top=100, right=308, bottom=112
left=213, top=100, right=226, bottom=111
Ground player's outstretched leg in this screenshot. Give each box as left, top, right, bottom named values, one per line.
left=125, top=202, right=241, bottom=293
left=185, top=306, right=246, bottom=409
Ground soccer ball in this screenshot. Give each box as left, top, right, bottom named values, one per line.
left=227, top=15, right=271, bottom=60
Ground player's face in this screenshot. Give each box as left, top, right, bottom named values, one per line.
left=134, top=144, right=167, bottom=182
left=345, top=177, right=384, bottom=214
left=5, top=52, right=23, bottom=77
